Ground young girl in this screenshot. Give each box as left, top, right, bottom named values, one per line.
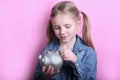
left=34, top=1, right=97, bottom=80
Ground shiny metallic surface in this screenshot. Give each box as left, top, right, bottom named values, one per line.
left=38, top=51, right=63, bottom=73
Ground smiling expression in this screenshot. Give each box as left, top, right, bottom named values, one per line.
left=51, top=12, right=80, bottom=44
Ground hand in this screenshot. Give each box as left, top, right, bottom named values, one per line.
left=42, top=66, right=59, bottom=77
left=59, top=49, right=77, bottom=63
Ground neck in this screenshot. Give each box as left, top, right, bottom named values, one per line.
left=60, top=36, right=76, bottom=50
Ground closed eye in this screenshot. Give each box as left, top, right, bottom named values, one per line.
left=65, top=24, right=71, bottom=28
left=53, top=25, right=60, bottom=30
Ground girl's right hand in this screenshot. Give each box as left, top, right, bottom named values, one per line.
left=42, top=66, right=54, bottom=77
left=42, top=66, right=60, bottom=77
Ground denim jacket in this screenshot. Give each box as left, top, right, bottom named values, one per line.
left=34, top=35, right=97, bottom=80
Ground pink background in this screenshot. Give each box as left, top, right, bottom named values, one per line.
left=0, top=0, right=120, bottom=80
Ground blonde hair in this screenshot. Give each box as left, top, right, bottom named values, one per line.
left=47, top=1, right=95, bottom=50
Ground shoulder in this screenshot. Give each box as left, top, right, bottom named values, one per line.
left=80, top=43, right=96, bottom=58
left=86, top=46, right=96, bottom=56
left=74, top=35, right=96, bottom=57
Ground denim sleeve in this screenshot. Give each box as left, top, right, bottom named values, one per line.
left=73, top=48, right=97, bottom=80
left=34, top=62, right=42, bottom=80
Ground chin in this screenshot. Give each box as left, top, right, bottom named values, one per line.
left=61, top=40, right=69, bottom=43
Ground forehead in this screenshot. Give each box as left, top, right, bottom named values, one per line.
left=51, top=12, right=75, bottom=25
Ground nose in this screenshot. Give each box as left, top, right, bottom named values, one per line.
left=60, top=27, right=65, bottom=35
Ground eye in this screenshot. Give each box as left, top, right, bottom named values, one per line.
left=53, top=25, right=60, bottom=30
left=65, top=24, right=71, bottom=28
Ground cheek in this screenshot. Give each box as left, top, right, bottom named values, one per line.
left=70, top=27, right=78, bottom=33
left=53, top=30, right=59, bottom=35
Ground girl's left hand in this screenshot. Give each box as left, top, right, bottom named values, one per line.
left=59, top=49, right=77, bottom=63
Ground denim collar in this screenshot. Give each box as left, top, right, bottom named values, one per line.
left=46, top=35, right=88, bottom=54
left=72, top=35, right=88, bottom=55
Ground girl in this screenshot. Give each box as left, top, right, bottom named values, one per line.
left=34, top=1, right=97, bottom=80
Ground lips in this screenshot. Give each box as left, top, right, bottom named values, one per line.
left=60, top=36, right=68, bottom=40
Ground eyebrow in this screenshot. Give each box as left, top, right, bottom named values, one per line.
left=53, top=23, right=71, bottom=27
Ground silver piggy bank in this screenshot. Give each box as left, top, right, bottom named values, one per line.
left=38, top=50, right=63, bottom=73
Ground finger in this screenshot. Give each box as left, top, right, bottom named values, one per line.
left=46, top=66, right=52, bottom=74
left=63, top=57, right=69, bottom=60
left=59, top=51, right=65, bottom=57
left=49, top=67, right=54, bottom=76
left=62, top=53, right=68, bottom=58
left=46, top=66, right=55, bottom=77
left=42, top=66, right=46, bottom=72
left=62, top=54, right=71, bottom=60
left=59, top=50, right=63, bottom=55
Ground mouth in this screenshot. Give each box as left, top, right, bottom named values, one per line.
left=60, top=36, right=68, bottom=40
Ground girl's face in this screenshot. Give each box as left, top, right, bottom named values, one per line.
left=51, top=12, right=80, bottom=44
